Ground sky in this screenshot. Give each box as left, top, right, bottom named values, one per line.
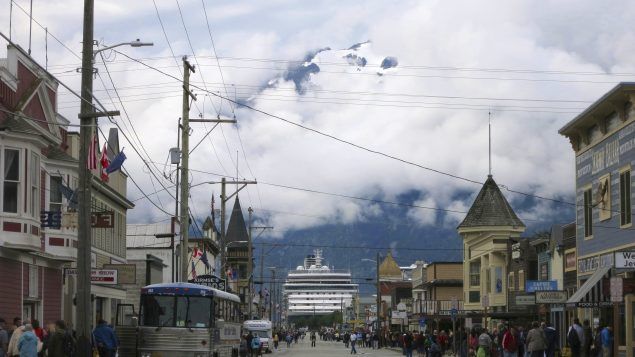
left=2, top=0, right=635, bottom=238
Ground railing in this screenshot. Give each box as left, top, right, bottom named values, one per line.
left=411, top=300, right=464, bottom=315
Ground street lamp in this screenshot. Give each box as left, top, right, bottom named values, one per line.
left=93, top=39, right=153, bottom=59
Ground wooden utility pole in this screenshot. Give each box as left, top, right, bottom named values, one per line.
left=180, top=57, right=195, bottom=282
left=77, top=1, right=95, bottom=355
left=248, top=206, right=253, bottom=318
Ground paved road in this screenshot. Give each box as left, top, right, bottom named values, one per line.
left=265, top=338, right=401, bottom=357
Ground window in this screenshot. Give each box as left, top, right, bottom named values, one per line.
left=518, top=270, right=525, bottom=291
left=620, top=169, right=631, bottom=226
left=540, top=262, right=549, bottom=280
left=508, top=272, right=515, bottom=291
left=584, top=188, right=593, bottom=237
left=469, top=261, right=480, bottom=287
left=468, top=291, right=480, bottom=303
left=30, top=153, right=39, bottom=217
left=49, top=176, right=62, bottom=212
left=28, top=265, right=38, bottom=298
left=3, top=149, right=20, bottom=213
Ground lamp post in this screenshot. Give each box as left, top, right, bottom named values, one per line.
left=76, top=3, right=152, bottom=351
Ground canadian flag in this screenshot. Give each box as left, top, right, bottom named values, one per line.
left=100, top=143, right=110, bottom=182
left=192, top=247, right=203, bottom=259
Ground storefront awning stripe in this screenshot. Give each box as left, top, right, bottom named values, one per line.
left=566, top=265, right=610, bottom=304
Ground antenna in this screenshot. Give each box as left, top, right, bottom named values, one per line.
left=488, top=110, right=492, bottom=177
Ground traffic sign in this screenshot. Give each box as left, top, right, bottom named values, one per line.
left=450, top=308, right=457, bottom=321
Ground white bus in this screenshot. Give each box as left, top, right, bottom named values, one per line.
left=243, top=320, right=273, bottom=353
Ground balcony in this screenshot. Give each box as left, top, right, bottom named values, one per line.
left=412, top=300, right=464, bottom=316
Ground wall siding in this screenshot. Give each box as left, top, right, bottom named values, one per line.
left=0, top=257, right=22, bottom=319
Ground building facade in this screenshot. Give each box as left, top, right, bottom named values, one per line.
left=559, top=82, right=635, bottom=356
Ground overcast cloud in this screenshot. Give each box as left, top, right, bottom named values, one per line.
left=2, top=0, right=634, bottom=236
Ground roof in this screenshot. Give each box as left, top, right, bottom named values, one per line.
left=559, top=82, right=635, bottom=136
left=126, top=223, right=173, bottom=249
left=225, top=196, right=248, bottom=243
left=458, top=175, right=525, bottom=229
left=141, top=282, right=241, bottom=302
left=378, top=252, right=403, bottom=279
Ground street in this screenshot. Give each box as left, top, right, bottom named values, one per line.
left=265, top=338, right=401, bottom=357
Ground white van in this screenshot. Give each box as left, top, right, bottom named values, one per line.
left=243, top=320, right=273, bottom=353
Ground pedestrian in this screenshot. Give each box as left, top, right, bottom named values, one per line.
left=7, top=320, right=26, bottom=357
left=568, top=319, right=584, bottom=357
left=517, top=327, right=526, bottom=357
left=502, top=326, right=518, bottom=357
left=286, top=333, right=292, bottom=348
left=273, top=333, right=279, bottom=350
left=29, top=321, right=44, bottom=357
left=350, top=331, right=358, bottom=354
left=404, top=332, right=414, bottom=357
left=251, top=334, right=261, bottom=357
left=17, top=324, right=38, bottom=357
left=478, top=328, right=492, bottom=357
left=92, top=319, right=118, bottom=357
left=543, top=322, right=559, bottom=357
left=0, top=318, right=8, bottom=357
left=600, top=326, right=613, bottom=357
left=583, top=320, right=592, bottom=357
left=239, top=334, right=248, bottom=357
left=310, top=331, right=316, bottom=348
left=344, top=332, right=350, bottom=348
left=47, top=320, right=75, bottom=357
left=526, top=321, right=547, bottom=357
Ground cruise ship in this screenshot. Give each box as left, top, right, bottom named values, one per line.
left=284, top=250, right=359, bottom=316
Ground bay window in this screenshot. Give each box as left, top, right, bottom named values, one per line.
left=3, top=148, right=20, bottom=213
left=49, top=176, right=63, bottom=212
left=30, top=153, right=40, bottom=217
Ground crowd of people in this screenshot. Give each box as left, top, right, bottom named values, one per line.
left=0, top=316, right=119, bottom=357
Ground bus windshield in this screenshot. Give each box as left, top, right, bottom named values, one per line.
left=140, top=295, right=212, bottom=328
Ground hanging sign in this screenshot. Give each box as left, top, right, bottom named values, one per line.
left=535, top=291, right=567, bottom=304
left=525, top=280, right=557, bottom=292
left=615, top=251, right=635, bottom=268
left=40, top=211, right=61, bottom=229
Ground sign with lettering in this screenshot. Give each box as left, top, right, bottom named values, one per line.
left=91, top=212, right=114, bottom=228
left=189, top=274, right=226, bottom=291
left=511, top=243, right=521, bottom=260
left=576, top=301, right=613, bottom=308
left=526, top=280, right=557, bottom=292
left=535, top=291, right=567, bottom=304
left=615, top=251, right=635, bottom=268
left=515, top=295, right=535, bottom=306
left=576, top=122, right=635, bottom=180
left=40, top=211, right=61, bottom=229
left=610, top=277, right=623, bottom=303
left=64, top=268, right=118, bottom=285
left=565, top=250, right=576, bottom=271
left=578, top=253, right=613, bottom=274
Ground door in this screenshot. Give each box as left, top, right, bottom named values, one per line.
left=23, top=303, right=37, bottom=323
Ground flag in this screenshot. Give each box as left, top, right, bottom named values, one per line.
left=226, top=267, right=233, bottom=281
left=200, top=249, right=210, bottom=270
left=264, top=288, right=269, bottom=297
left=59, top=183, right=78, bottom=210
left=192, top=247, right=203, bottom=259
left=87, top=134, right=98, bottom=170
left=105, top=149, right=126, bottom=174
left=191, top=261, right=197, bottom=279
left=100, top=143, right=110, bottom=182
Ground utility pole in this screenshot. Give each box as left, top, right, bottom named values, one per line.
left=376, top=251, right=381, bottom=346
left=248, top=207, right=253, bottom=319
left=178, top=61, right=236, bottom=282
left=76, top=1, right=96, bottom=355
left=270, top=268, right=275, bottom=321
left=172, top=119, right=181, bottom=283
left=219, top=178, right=257, bottom=278
left=180, top=57, right=195, bottom=282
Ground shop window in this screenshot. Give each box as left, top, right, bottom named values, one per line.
left=620, top=169, right=631, bottom=226
left=469, top=261, right=480, bottom=287
left=30, top=153, right=39, bottom=217
left=49, top=176, right=62, bottom=212
left=584, top=188, right=593, bottom=237
left=3, top=148, right=20, bottom=213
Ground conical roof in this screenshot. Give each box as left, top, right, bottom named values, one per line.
left=225, top=196, right=248, bottom=243
left=378, top=252, right=402, bottom=279
left=458, top=175, right=525, bottom=229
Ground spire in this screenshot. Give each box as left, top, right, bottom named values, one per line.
left=488, top=111, right=492, bottom=177
left=225, top=196, right=249, bottom=243
left=458, top=176, right=525, bottom=229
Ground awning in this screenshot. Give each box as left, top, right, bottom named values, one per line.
left=566, top=265, right=611, bottom=304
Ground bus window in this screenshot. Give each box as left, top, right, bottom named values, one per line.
left=175, top=297, right=187, bottom=327
left=141, top=295, right=174, bottom=327
left=188, top=297, right=211, bottom=328
left=215, top=298, right=221, bottom=319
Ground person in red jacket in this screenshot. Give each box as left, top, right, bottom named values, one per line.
left=502, top=326, right=519, bottom=357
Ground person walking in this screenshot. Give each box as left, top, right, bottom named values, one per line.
left=251, top=335, right=261, bottom=357
left=543, top=322, right=559, bottom=357
left=7, top=320, right=26, bottom=357
left=350, top=331, right=358, bottom=354
left=526, top=322, right=547, bottom=357
left=47, top=321, right=75, bottom=357
left=582, top=320, right=593, bottom=357
left=310, top=331, right=316, bottom=348
left=273, top=333, right=279, bottom=350
left=0, top=318, right=8, bottom=357
left=92, top=319, right=118, bottom=357
left=502, top=326, right=518, bottom=357
left=568, top=319, right=584, bottom=357
left=600, top=326, right=613, bottom=357
left=404, top=332, right=414, bottom=357
left=17, top=325, right=38, bottom=357
left=478, top=329, right=493, bottom=357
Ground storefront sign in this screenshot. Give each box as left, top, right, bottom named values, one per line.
left=40, top=211, right=61, bottom=229
left=526, top=280, right=557, bottom=292
left=565, top=250, right=576, bottom=272
left=64, top=268, right=118, bottom=285
left=91, top=212, right=114, bottom=228
left=576, top=301, right=613, bottom=308
left=188, top=274, right=226, bottom=291
left=103, top=264, right=136, bottom=284
left=535, top=291, right=567, bottom=304
left=615, top=251, right=635, bottom=268
left=515, top=295, right=535, bottom=305
left=392, top=311, right=407, bottom=319
left=578, top=254, right=613, bottom=274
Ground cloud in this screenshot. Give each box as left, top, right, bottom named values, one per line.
left=2, top=0, right=633, bottom=236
